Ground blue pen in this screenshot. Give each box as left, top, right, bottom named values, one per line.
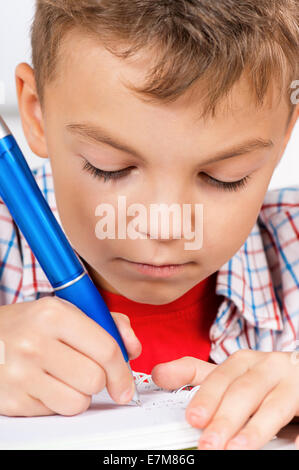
left=0, top=115, right=140, bottom=406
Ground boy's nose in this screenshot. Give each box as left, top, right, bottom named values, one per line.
left=133, top=184, right=198, bottom=241
left=138, top=210, right=192, bottom=241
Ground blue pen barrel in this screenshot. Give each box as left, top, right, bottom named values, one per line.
left=0, top=132, right=129, bottom=363
left=55, top=274, right=129, bottom=362
left=0, top=134, right=84, bottom=288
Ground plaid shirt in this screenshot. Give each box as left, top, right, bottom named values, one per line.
left=0, top=158, right=299, bottom=366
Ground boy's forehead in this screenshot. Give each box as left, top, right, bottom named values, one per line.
left=46, top=28, right=288, bottom=131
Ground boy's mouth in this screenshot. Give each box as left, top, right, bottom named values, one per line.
left=121, top=258, right=192, bottom=278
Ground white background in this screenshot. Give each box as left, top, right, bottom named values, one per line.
left=0, top=0, right=298, bottom=188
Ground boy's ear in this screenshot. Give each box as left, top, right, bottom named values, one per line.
left=15, top=62, right=48, bottom=158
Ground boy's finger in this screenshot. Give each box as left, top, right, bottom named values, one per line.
left=0, top=391, right=55, bottom=417
left=27, top=369, right=92, bottom=416
left=40, top=298, right=136, bottom=404
left=151, top=356, right=216, bottom=390
left=225, top=382, right=298, bottom=450
left=111, top=312, right=142, bottom=360
left=186, top=350, right=260, bottom=417
left=195, top=366, right=282, bottom=449
left=40, top=337, right=106, bottom=396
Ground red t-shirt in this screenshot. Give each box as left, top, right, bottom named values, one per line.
left=98, top=272, right=223, bottom=374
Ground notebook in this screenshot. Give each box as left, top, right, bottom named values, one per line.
left=0, top=371, right=282, bottom=450
left=0, top=372, right=203, bottom=450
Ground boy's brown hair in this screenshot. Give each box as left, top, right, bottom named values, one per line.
left=31, top=0, right=299, bottom=120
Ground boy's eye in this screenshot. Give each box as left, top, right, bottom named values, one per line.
left=81, top=159, right=134, bottom=182
left=201, top=173, right=252, bottom=192
left=81, top=158, right=251, bottom=191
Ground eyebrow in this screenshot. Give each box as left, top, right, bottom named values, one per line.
left=66, top=122, right=274, bottom=165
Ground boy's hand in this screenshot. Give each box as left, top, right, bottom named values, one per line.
left=151, top=350, right=299, bottom=450
left=0, top=296, right=141, bottom=417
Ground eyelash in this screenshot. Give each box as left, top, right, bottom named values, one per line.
left=81, top=159, right=251, bottom=192
left=204, top=174, right=251, bottom=191
left=81, top=159, right=134, bottom=182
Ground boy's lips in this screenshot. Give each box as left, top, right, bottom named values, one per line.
left=120, top=258, right=193, bottom=278
left=122, top=257, right=192, bottom=266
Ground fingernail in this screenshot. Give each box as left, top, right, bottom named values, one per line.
left=226, top=434, right=248, bottom=449
left=188, top=407, right=208, bottom=426
left=119, top=383, right=134, bottom=404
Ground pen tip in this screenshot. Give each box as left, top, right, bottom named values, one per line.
left=131, top=389, right=142, bottom=406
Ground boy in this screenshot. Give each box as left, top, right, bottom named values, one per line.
left=0, top=0, right=299, bottom=450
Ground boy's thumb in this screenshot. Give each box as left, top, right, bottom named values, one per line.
left=111, top=312, right=142, bottom=360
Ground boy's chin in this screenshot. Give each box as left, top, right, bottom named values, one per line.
left=117, top=283, right=190, bottom=305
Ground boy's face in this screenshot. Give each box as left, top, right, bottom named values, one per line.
left=17, top=30, right=297, bottom=304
